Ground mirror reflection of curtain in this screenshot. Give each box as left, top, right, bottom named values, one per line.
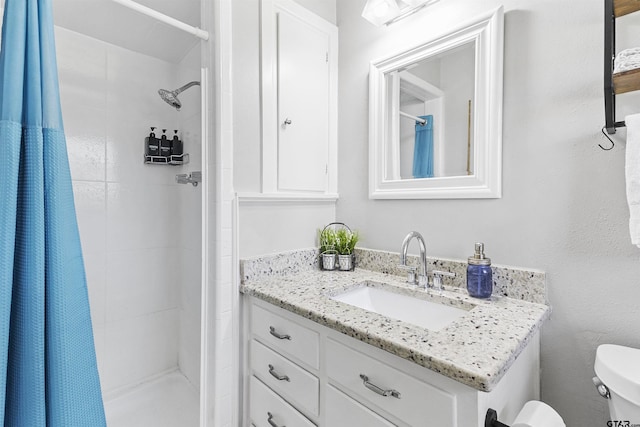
left=413, top=115, right=434, bottom=178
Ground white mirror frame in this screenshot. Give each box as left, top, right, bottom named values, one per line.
left=369, top=6, right=504, bottom=199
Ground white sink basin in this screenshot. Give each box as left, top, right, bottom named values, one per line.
left=331, top=286, right=467, bottom=331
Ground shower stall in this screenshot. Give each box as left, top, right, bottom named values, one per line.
left=49, top=1, right=209, bottom=425
left=0, top=0, right=236, bottom=424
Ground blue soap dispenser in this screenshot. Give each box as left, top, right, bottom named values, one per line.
left=467, top=242, right=492, bottom=298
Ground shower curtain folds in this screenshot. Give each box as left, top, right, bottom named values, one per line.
left=413, top=115, right=434, bottom=179
left=0, top=0, right=106, bottom=425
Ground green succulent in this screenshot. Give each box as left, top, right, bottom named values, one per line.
left=319, top=228, right=337, bottom=254
left=335, top=228, right=359, bottom=255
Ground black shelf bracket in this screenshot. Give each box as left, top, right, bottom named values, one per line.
left=604, top=0, right=627, bottom=135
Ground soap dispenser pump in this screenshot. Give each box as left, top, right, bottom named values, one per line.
left=467, top=242, right=492, bottom=298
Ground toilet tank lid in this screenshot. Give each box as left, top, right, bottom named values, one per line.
left=595, top=344, right=640, bottom=405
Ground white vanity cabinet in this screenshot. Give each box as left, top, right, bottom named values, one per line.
left=242, top=296, right=541, bottom=427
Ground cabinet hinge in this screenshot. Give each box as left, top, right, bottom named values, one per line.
left=326, top=52, right=329, bottom=63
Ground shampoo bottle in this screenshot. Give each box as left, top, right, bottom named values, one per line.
left=159, top=129, right=172, bottom=158
left=171, top=129, right=183, bottom=156
left=145, top=127, right=159, bottom=157
left=467, top=242, right=492, bottom=298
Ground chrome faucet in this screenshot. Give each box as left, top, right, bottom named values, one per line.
left=399, top=231, right=428, bottom=288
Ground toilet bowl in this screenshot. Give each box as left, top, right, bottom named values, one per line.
left=594, top=344, right=640, bottom=424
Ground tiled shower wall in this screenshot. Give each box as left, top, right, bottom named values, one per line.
left=56, top=25, right=200, bottom=395
left=176, top=44, right=202, bottom=391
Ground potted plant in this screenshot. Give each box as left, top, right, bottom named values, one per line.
left=335, top=228, right=359, bottom=271
left=319, top=227, right=338, bottom=270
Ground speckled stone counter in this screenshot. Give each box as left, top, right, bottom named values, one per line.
left=240, top=248, right=550, bottom=392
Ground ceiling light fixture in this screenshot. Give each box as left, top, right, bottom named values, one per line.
left=361, top=0, right=439, bottom=27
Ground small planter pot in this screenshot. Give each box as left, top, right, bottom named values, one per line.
left=338, top=254, right=354, bottom=271
left=321, top=252, right=337, bottom=270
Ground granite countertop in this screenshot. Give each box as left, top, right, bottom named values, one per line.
left=240, top=253, right=550, bottom=392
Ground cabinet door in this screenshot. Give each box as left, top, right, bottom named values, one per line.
left=276, top=8, right=329, bottom=192
left=326, top=385, right=396, bottom=427
left=250, top=376, right=315, bottom=427
left=326, top=338, right=457, bottom=427
left=251, top=303, right=320, bottom=369
left=251, top=339, right=319, bottom=416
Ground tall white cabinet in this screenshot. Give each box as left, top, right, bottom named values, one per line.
left=260, top=0, right=338, bottom=195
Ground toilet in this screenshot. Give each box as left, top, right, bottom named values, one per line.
left=489, top=343, right=640, bottom=427
left=594, top=344, right=640, bottom=423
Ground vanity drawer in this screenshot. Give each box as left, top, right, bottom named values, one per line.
left=250, top=376, right=315, bottom=427
left=326, top=339, right=456, bottom=427
left=251, top=303, right=320, bottom=369
left=251, top=339, right=319, bottom=416
left=326, top=385, right=396, bottom=427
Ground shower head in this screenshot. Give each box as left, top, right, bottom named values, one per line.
left=158, top=81, right=200, bottom=111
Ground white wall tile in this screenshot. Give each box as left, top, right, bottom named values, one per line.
left=57, top=26, right=202, bottom=395
left=106, top=45, right=179, bottom=123
left=178, top=307, right=201, bottom=390
left=84, top=252, right=107, bottom=330
left=102, top=309, right=179, bottom=392
left=176, top=42, right=203, bottom=391
left=106, top=182, right=180, bottom=252
left=178, top=187, right=202, bottom=251
left=65, top=106, right=107, bottom=182
left=72, top=181, right=107, bottom=256
left=106, top=248, right=180, bottom=322
left=55, top=27, right=108, bottom=111
left=93, top=325, right=107, bottom=392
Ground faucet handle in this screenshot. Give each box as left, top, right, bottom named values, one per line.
left=397, top=264, right=417, bottom=284
left=432, top=270, right=456, bottom=291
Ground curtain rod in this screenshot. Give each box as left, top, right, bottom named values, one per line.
left=110, top=0, right=209, bottom=41
left=399, top=110, right=426, bottom=125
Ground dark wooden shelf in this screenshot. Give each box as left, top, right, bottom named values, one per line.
left=604, top=0, right=640, bottom=133
left=614, top=67, right=640, bottom=94
left=615, top=0, right=640, bottom=17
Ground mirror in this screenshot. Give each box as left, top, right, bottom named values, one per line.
left=369, top=7, right=504, bottom=199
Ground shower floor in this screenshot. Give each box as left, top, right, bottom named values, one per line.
left=104, top=371, right=199, bottom=427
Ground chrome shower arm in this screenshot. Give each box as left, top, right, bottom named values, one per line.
left=173, top=81, right=200, bottom=95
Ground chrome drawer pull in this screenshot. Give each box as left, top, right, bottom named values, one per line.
left=269, top=326, right=291, bottom=340
left=268, top=364, right=290, bottom=382
left=359, top=374, right=401, bottom=399
left=267, top=412, right=286, bottom=427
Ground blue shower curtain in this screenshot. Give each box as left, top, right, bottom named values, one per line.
left=412, top=115, right=434, bottom=179
left=0, top=0, right=106, bottom=425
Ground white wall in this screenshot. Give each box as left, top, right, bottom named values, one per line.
left=56, top=26, right=195, bottom=395
left=439, top=47, right=475, bottom=176
left=337, top=1, right=640, bottom=425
